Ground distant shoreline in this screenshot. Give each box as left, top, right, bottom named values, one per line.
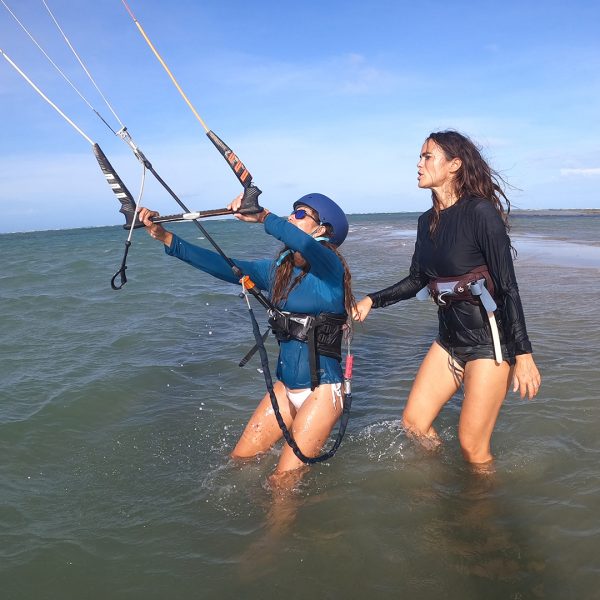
left=510, top=208, right=600, bottom=216
left=352, top=208, right=600, bottom=217
left=2, top=208, right=600, bottom=236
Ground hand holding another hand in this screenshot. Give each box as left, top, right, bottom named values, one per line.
left=353, top=296, right=374, bottom=322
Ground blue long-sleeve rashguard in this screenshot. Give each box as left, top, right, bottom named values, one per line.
left=165, top=213, right=346, bottom=388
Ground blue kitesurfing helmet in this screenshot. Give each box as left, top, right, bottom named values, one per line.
left=293, top=193, right=349, bottom=246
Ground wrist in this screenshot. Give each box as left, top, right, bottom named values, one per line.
left=258, top=209, right=270, bottom=223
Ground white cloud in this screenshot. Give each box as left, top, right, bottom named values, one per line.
left=560, top=168, right=600, bottom=177
left=199, top=51, right=410, bottom=98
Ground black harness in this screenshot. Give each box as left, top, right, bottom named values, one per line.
left=268, top=311, right=347, bottom=390
left=418, top=265, right=495, bottom=307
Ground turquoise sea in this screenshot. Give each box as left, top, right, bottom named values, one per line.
left=1, top=212, right=599, bottom=599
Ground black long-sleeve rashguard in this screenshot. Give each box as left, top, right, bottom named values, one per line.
left=368, top=197, right=532, bottom=360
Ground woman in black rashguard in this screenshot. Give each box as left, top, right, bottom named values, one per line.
left=354, top=130, right=541, bottom=467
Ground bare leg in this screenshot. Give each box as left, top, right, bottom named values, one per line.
left=266, top=384, right=343, bottom=533
left=459, top=359, right=512, bottom=465
left=231, top=381, right=294, bottom=458
left=271, top=383, right=344, bottom=477
left=402, top=342, right=463, bottom=444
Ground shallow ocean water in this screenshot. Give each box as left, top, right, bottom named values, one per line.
left=1, top=212, right=599, bottom=599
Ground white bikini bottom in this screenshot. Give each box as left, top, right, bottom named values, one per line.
left=285, top=383, right=343, bottom=411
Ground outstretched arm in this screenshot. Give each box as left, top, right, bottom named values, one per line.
left=229, top=194, right=344, bottom=284
left=137, top=206, right=271, bottom=288
left=359, top=233, right=427, bottom=318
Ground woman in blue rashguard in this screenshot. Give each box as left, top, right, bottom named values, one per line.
left=138, top=193, right=355, bottom=477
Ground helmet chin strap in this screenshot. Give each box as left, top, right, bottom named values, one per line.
left=310, top=221, right=328, bottom=237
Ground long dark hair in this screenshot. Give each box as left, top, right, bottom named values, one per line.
left=426, top=130, right=511, bottom=236
left=270, top=224, right=357, bottom=322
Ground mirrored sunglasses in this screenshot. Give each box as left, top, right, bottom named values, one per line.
left=291, top=208, right=319, bottom=222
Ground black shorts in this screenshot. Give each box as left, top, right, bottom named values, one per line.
left=436, top=300, right=516, bottom=368
left=435, top=337, right=516, bottom=369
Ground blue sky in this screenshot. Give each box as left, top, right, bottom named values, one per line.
left=1, top=0, right=598, bottom=233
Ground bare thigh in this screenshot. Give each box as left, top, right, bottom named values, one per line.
left=275, top=384, right=343, bottom=474
left=231, top=381, right=294, bottom=458
left=459, top=359, right=512, bottom=463
left=402, top=342, right=463, bottom=437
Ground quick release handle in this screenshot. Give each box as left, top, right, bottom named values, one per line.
left=343, top=354, right=353, bottom=396
left=344, top=354, right=354, bottom=380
